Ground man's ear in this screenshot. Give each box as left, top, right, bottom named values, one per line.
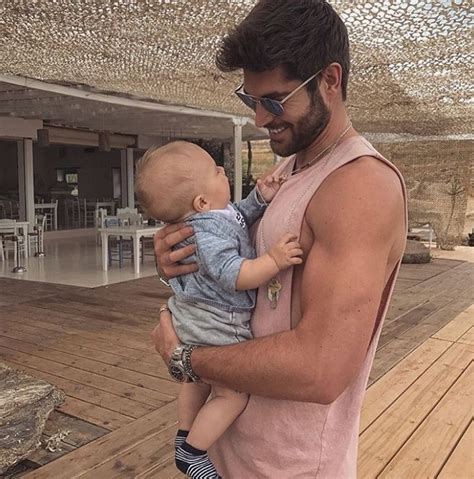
left=321, top=63, right=342, bottom=99
left=192, top=194, right=210, bottom=212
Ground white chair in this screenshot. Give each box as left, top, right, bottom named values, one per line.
left=28, top=215, right=46, bottom=256
left=0, top=219, right=26, bottom=261
left=95, top=208, right=108, bottom=244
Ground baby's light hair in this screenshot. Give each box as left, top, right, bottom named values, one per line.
left=135, top=141, right=207, bottom=222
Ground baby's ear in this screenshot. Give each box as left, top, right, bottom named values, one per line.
left=192, top=194, right=209, bottom=213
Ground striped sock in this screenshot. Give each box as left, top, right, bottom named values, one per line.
left=175, top=429, right=189, bottom=451
left=175, top=441, right=221, bottom=479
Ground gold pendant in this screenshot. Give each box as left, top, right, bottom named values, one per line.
left=267, top=278, right=282, bottom=309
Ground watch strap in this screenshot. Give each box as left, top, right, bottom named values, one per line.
left=182, top=345, right=201, bottom=382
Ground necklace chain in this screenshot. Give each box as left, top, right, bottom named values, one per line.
left=291, top=121, right=352, bottom=176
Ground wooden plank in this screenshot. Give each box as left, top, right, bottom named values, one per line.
left=2, top=306, right=151, bottom=350
left=379, top=363, right=473, bottom=478
left=0, top=336, right=179, bottom=397
left=370, top=293, right=474, bottom=384
left=43, top=411, right=109, bottom=447
left=79, top=426, right=176, bottom=478
left=432, top=305, right=474, bottom=342
left=438, top=422, right=473, bottom=479
left=361, top=338, right=451, bottom=432
left=26, top=296, right=155, bottom=330
left=0, top=311, right=153, bottom=354
left=136, top=454, right=181, bottom=479
left=457, top=327, right=474, bottom=346
left=1, top=358, right=152, bottom=420
left=23, top=401, right=177, bottom=479
left=26, top=436, right=76, bottom=466
left=358, top=341, right=473, bottom=478
left=0, top=345, right=171, bottom=407
left=378, top=294, right=454, bottom=348
left=0, top=318, right=161, bottom=367
left=0, top=324, right=169, bottom=378
left=57, top=397, right=133, bottom=431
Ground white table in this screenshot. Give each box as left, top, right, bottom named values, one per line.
left=99, top=225, right=163, bottom=274
left=35, top=203, right=58, bottom=230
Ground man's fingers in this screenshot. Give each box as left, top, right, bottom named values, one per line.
left=159, top=307, right=173, bottom=325
left=154, top=225, right=193, bottom=255
left=155, top=222, right=186, bottom=240
left=168, top=243, right=196, bottom=263
left=166, top=263, right=199, bottom=277
left=291, top=248, right=304, bottom=257
left=162, top=226, right=194, bottom=250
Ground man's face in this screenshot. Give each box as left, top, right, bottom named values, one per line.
left=242, top=66, right=330, bottom=157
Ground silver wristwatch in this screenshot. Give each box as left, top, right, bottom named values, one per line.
left=168, top=344, right=201, bottom=383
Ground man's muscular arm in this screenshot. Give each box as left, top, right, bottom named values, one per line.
left=156, top=158, right=405, bottom=403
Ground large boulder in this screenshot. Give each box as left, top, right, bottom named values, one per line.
left=0, top=363, right=65, bottom=474
left=402, top=239, right=431, bottom=264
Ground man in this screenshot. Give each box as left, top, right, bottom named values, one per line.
left=152, top=1, right=407, bottom=477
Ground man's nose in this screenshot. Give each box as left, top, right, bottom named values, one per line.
left=254, top=102, right=274, bottom=128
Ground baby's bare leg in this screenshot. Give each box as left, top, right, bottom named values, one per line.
left=178, top=382, right=212, bottom=431
left=186, top=386, right=249, bottom=451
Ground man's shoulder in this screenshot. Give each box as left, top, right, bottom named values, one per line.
left=306, top=155, right=405, bottom=234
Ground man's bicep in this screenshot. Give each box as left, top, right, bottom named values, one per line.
left=296, top=237, right=388, bottom=399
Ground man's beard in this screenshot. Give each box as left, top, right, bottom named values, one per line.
left=270, top=91, right=331, bottom=158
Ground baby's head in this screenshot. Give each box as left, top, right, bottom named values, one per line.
left=135, top=141, right=230, bottom=223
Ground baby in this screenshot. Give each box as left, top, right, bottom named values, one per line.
left=135, top=141, right=302, bottom=479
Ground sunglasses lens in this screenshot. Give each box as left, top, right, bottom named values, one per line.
left=261, top=99, right=284, bottom=116
left=236, top=92, right=257, bottom=111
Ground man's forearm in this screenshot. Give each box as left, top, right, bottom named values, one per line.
left=191, top=328, right=329, bottom=403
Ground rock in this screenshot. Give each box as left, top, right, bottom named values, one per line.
left=402, top=239, right=431, bottom=264
left=0, top=363, right=65, bottom=474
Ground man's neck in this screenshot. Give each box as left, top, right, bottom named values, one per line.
left=295, top=113, right=354, bottom=170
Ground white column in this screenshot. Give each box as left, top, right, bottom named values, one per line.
left=232, top=118, right=247, bottom=202
left=17, top=141, right=26, bottom=221
left=17, top=139, right=34, bottom=231
left=120, top=149, right=128, bottom=208
left=126, top=147, right=135, bottom=209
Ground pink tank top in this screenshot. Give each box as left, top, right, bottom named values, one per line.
left=210, top=136, right=407, bottom=478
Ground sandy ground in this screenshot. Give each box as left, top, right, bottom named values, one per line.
left=431, top=245, right=474, bottom=263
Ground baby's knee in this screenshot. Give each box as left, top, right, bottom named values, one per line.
left=217, top=388, right=248, bottom=406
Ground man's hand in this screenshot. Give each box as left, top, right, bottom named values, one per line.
left=154, top=223, right=198, bottom=279
left=256, top=174, right=287, bottom=203
left=268, top=233, right=303, bottom=270
left=151, top=307, right=181, bottom=365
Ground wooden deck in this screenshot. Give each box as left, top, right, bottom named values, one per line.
left=0, top=258, right=472, bottom=478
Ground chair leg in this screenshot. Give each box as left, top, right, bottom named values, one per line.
left=119, top=238, right=123, bottom=268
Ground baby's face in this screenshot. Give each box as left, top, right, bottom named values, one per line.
left=198, top=151, right=231, bottom=210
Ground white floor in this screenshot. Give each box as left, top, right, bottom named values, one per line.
left=0, top=229, right=158, bottom=288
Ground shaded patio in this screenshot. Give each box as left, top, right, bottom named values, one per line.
left=0, top=256, right=472, bottom=478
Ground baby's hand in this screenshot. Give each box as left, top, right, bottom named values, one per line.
left=268, top=233, right=303, bottom=270
left=256, top=174, right=287, bottom=203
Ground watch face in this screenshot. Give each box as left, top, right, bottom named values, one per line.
left=169, top=364, right=186, bottom=383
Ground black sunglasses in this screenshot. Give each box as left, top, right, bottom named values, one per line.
left=234, top=69, right=322, bottom=116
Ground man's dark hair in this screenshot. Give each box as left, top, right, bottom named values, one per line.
left=216, top=0, right=350, bottom=101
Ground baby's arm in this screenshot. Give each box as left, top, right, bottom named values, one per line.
left=236, top=233, right=302, bottom=290
left=255, top=174, right=286, bottom=203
